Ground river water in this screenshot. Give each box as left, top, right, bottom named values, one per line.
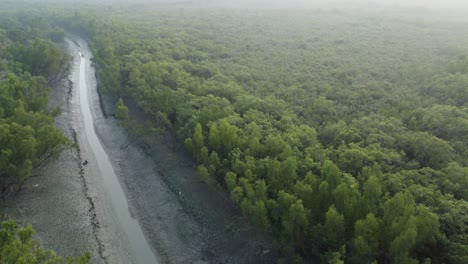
left=78, top=51, right=159, bottom=264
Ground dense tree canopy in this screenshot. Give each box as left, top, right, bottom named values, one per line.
left=0, top=18, right=72, bottom=200
left=5, top=4, right=465, bottom=263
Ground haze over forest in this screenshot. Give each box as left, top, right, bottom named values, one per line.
left=7, top=0, right=468, bottom=9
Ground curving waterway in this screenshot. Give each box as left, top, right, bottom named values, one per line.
left=78, top=52, right=159, bottom=264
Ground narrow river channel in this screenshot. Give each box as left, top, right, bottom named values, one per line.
left=78, top=52, right=159, bottom=264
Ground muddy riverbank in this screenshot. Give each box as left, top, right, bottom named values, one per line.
left=6, top=35, right=276, bottom=264
left=96, top=68, right=277, bottom=264
left=4, top=41, right=104, bottom=263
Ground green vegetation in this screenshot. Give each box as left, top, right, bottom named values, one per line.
left=0, top=14, right=88, bottom=262
left=55, top=6, right=468, bottom=263
left=0, top=220, right=90, bottom=264
left=1, top=2, right=467, bottom=263
left=0, top=15, right=72, bottom=200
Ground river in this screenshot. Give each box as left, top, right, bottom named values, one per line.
left=77, top=50, right=159, bottom=264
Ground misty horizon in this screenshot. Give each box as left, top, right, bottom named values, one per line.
left=9, top=0, right=468, bottom=11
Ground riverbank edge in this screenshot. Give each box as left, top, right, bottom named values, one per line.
left=92, top=50, right=279, bottom=264
left=2, top=39, right=105, bottom=263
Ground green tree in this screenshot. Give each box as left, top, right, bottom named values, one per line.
left=399, top=131, right=454, bottom=169
left=323, top=205, right=345, bottom=251
left=6, top=39, right=71, bottom=85
left=321, top=160, right=342, bottom=190
left=218, top=119, right=238, bottom=156
left=282, top=200, right=309, bottom=250
left=333, top=182, right=362, bottom=234
left=0, top=122, right=35, bottom=199
left=0, top=220, right=90, bottom=263
left=230, top=186, right=244, bottom=205
left=116, top=98, right=128, bottom=121
left=197, top=165, right=214, bottom=186
left=208, top=122, right=220, bottom=152
left=224, top=172, right=238, bottom=191
left=361, top=174, right=382, bottom=215
left=192, top=123, right=204, bottom=150
left=350, top=213, right=380, bottom=264
left=241, top=199, right=270, bottom=230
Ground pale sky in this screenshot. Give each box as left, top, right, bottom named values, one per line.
left=270, top=0, right=468, bottom=9
left=370, top=0, right=468, bottom=9
left=199, top=0, right=468, bottom=11
left=22, top=0, right=468, bottom=13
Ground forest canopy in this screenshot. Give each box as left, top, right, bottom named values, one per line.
left=1, top=2, right=467, bottom=263
left=51, top=5, right=468, bottom=263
